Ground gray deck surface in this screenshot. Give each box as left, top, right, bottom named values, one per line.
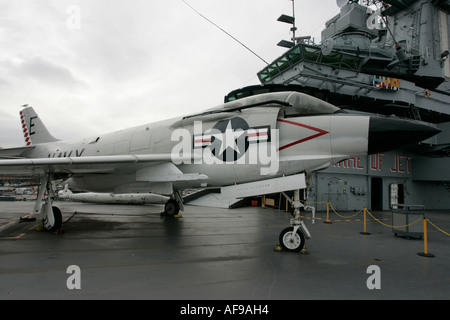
left=0, top=201, right=449, bottom=300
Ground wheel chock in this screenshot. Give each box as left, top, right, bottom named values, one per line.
left=273, top=243, right=283, bottom=252
left=52, top=228, right=64, bottom=235
left=160, top=212, right=183, bottom=218
left=19, top=216, right=36, bottom=222
left=273, top=243, right=309, bottom=254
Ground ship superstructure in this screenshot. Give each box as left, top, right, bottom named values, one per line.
left=227, top=0, right=450, bottom=210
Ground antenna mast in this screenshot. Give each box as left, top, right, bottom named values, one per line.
left=291, top=0, right=297, bottom=45
left=277, top=0, right=298, bottom=49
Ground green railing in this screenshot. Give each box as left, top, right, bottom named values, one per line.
left=257, top=43, right=363, bottom=84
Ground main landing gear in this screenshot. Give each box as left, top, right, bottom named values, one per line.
left=33, top=173, right=63, bottom=233
left=276, top=189, right=315, bottom=253
left=162, top=191, right=184, bottom=217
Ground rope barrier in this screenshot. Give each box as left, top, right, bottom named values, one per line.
left=270, top=198, right=450, bottom=258
left=329, top=202, right=363, bottom=219
left=272, top=198, right=450, bottom=258
left=365, top=208, right=450, bottom=238
left=427, top=219, right=450, bottom=236
left=365, top=208, right=423, bottom=229
left=277, top=199, right=450, bottom=238
left=418, top=218, right=435, bottom=258
left=309, top=201, right=449, bottom=258
left=360, top=208, right=370, bottom=235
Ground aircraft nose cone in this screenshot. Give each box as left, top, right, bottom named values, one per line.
left=368, top=116, right=441, bottom=155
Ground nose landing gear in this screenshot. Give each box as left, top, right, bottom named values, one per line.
left=276, top=189, right=315, bottom=253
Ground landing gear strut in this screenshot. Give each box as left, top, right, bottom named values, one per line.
left=162, top=190, right=184, bottom=217
left=34, top=173, right=63, bottom=232
left=277, top=189, right=315, bottom=253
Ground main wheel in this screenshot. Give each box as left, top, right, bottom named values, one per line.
left=164, top=199, right=180, bottom=216
left=43, top=206, right=63, bottom=233
left=279, top=227, right=305, bottom=252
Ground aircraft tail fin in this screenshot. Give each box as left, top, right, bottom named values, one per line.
left=19, top=106, right=59, bottom=145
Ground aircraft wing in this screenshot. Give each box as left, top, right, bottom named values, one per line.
left=0, top=154, right=208, bottom=182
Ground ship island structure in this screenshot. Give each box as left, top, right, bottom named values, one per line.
left=225, top=0, right=450, bottom=211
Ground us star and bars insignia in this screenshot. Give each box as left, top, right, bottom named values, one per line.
left=193, top=117, right=270, bottom=162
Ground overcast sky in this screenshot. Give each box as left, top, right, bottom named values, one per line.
left=0, top=0, right=340, bottom=148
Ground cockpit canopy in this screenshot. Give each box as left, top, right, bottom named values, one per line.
left=183, top=91, right=341, bottom=122
left=282, top=91, right=340, bottom=116
left=220, top=91, right=340, bottom=116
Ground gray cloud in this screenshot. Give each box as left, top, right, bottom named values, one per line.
left=7, top=56, right=89, bottom=90
left=0, top=0, right=339, bottom=148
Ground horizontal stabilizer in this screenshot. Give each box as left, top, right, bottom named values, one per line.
left=0, top=146, right=34, bottom=159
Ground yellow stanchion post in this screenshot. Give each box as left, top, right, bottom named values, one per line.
left=360, top=208, right=371, bottom=235
left=262, top=195, right=266, bottom=209
left=418, top=218, right=435, bottom=258
left=324, top=201, right=332, bottom=224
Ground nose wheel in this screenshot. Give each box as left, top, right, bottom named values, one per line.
left=279, top=226, right=305, bottom=252
left=276, top=189, right=314, bottom=253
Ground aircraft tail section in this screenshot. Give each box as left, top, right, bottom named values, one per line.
left=20, top=106, right=59, bottom=145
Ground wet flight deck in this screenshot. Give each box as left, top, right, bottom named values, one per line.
left=0, top=201, right=449, bottom=300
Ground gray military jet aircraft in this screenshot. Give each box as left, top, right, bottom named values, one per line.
left=0, top=92, right=439, bottom=251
